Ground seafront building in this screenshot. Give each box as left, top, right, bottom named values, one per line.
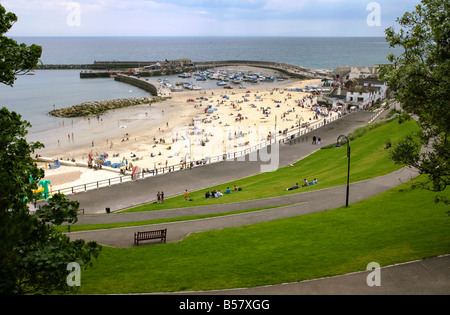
left=324, top=66, right=388, bottom=109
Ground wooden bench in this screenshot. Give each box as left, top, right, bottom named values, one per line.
left=134, top=228, right=167, bottom=246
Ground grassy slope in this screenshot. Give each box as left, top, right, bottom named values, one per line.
left=123, top=118, right=419, bottom=212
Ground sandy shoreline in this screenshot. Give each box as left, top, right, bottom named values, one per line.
left=32, top=73, right=328, bottom=190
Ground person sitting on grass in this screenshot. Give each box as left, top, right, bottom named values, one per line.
left=205, top=191, right=211, bottom=199
left=286, top=183, right=299, bottom=191
left=302, top=179, right=308, bottom=187
left=225, top=187, right=231, bottom=194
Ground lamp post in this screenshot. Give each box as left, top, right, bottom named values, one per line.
left=335, top=135, right=350, bottom=207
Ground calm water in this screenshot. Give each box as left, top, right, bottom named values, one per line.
left=0, top=37, right=402, bottom=133
left=0, top=70, right=151, bottom=133
left=13, top=36, right=399, bottom=70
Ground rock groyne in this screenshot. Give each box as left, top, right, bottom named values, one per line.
left=49, top=96, right=169, bottom=118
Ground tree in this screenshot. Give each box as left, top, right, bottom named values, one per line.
left=0, top=4, right=101, bottom=294
left=0, top=6, right=42, bottom=86
left=378, top=0, right=450, bottom=203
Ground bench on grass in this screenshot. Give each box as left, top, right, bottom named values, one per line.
left=134, top=228, right=167, bottom=246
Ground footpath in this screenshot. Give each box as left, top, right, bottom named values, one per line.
left=69, top=166, right=419, bottom=247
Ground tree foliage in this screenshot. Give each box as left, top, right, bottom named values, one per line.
left=0, top=4, right=101, bottom=294
left=379, top=0, right=450, bottom=197
left=0, top=6, right=42, bottom=86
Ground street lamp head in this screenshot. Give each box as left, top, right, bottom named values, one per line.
left=336, top=134, right=349, bottom=146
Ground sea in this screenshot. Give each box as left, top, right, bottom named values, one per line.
left=0, top=36, right=402, bottom=134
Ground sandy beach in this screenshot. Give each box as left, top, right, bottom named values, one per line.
left=33, top=70, right=329, bottom=191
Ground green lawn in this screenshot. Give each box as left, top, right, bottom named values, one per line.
left=77, top=176, right=450, bottom=294
left=122, top=118, right=420, bottom=213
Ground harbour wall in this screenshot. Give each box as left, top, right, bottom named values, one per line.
left=114, top=74, right=159, bottom=96
left=89, top=59, right=313, bottom=75
left=76, top=60, right=322, bottom=79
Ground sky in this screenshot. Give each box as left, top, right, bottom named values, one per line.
left=2, top=0, right=421, bottom=37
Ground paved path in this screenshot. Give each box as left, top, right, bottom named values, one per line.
left=68, top=167, right=419, bottom=247
left=173, top=254, right=450, bottom=295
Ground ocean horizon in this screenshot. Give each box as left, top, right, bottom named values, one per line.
left=12, top=36, right=401, bottom=70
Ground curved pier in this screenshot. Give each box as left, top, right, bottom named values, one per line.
left=114, top=74, right=159, bottom=96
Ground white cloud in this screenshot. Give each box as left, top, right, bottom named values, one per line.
left=2, top=0, right=422, bottom=36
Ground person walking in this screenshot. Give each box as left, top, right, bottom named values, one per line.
left=157, top=191, right=161, bottom=203
left=184, top=189, right=189, bottom=200
left=161, top=191, right=165, bottom=203
left=312, top=135, right=317, bottom=144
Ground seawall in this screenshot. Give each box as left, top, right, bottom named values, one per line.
left=114, top=74, right=159, bottom=96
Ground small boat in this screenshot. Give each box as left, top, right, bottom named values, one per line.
left=178, top=73, right=191, bottom=78
left=216, top=81, right=227, bottom=86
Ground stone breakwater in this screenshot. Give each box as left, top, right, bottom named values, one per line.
left=49, top=96, right=170, bottom=118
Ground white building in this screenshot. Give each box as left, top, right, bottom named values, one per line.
left=331, top=78, right=387, bottom=109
